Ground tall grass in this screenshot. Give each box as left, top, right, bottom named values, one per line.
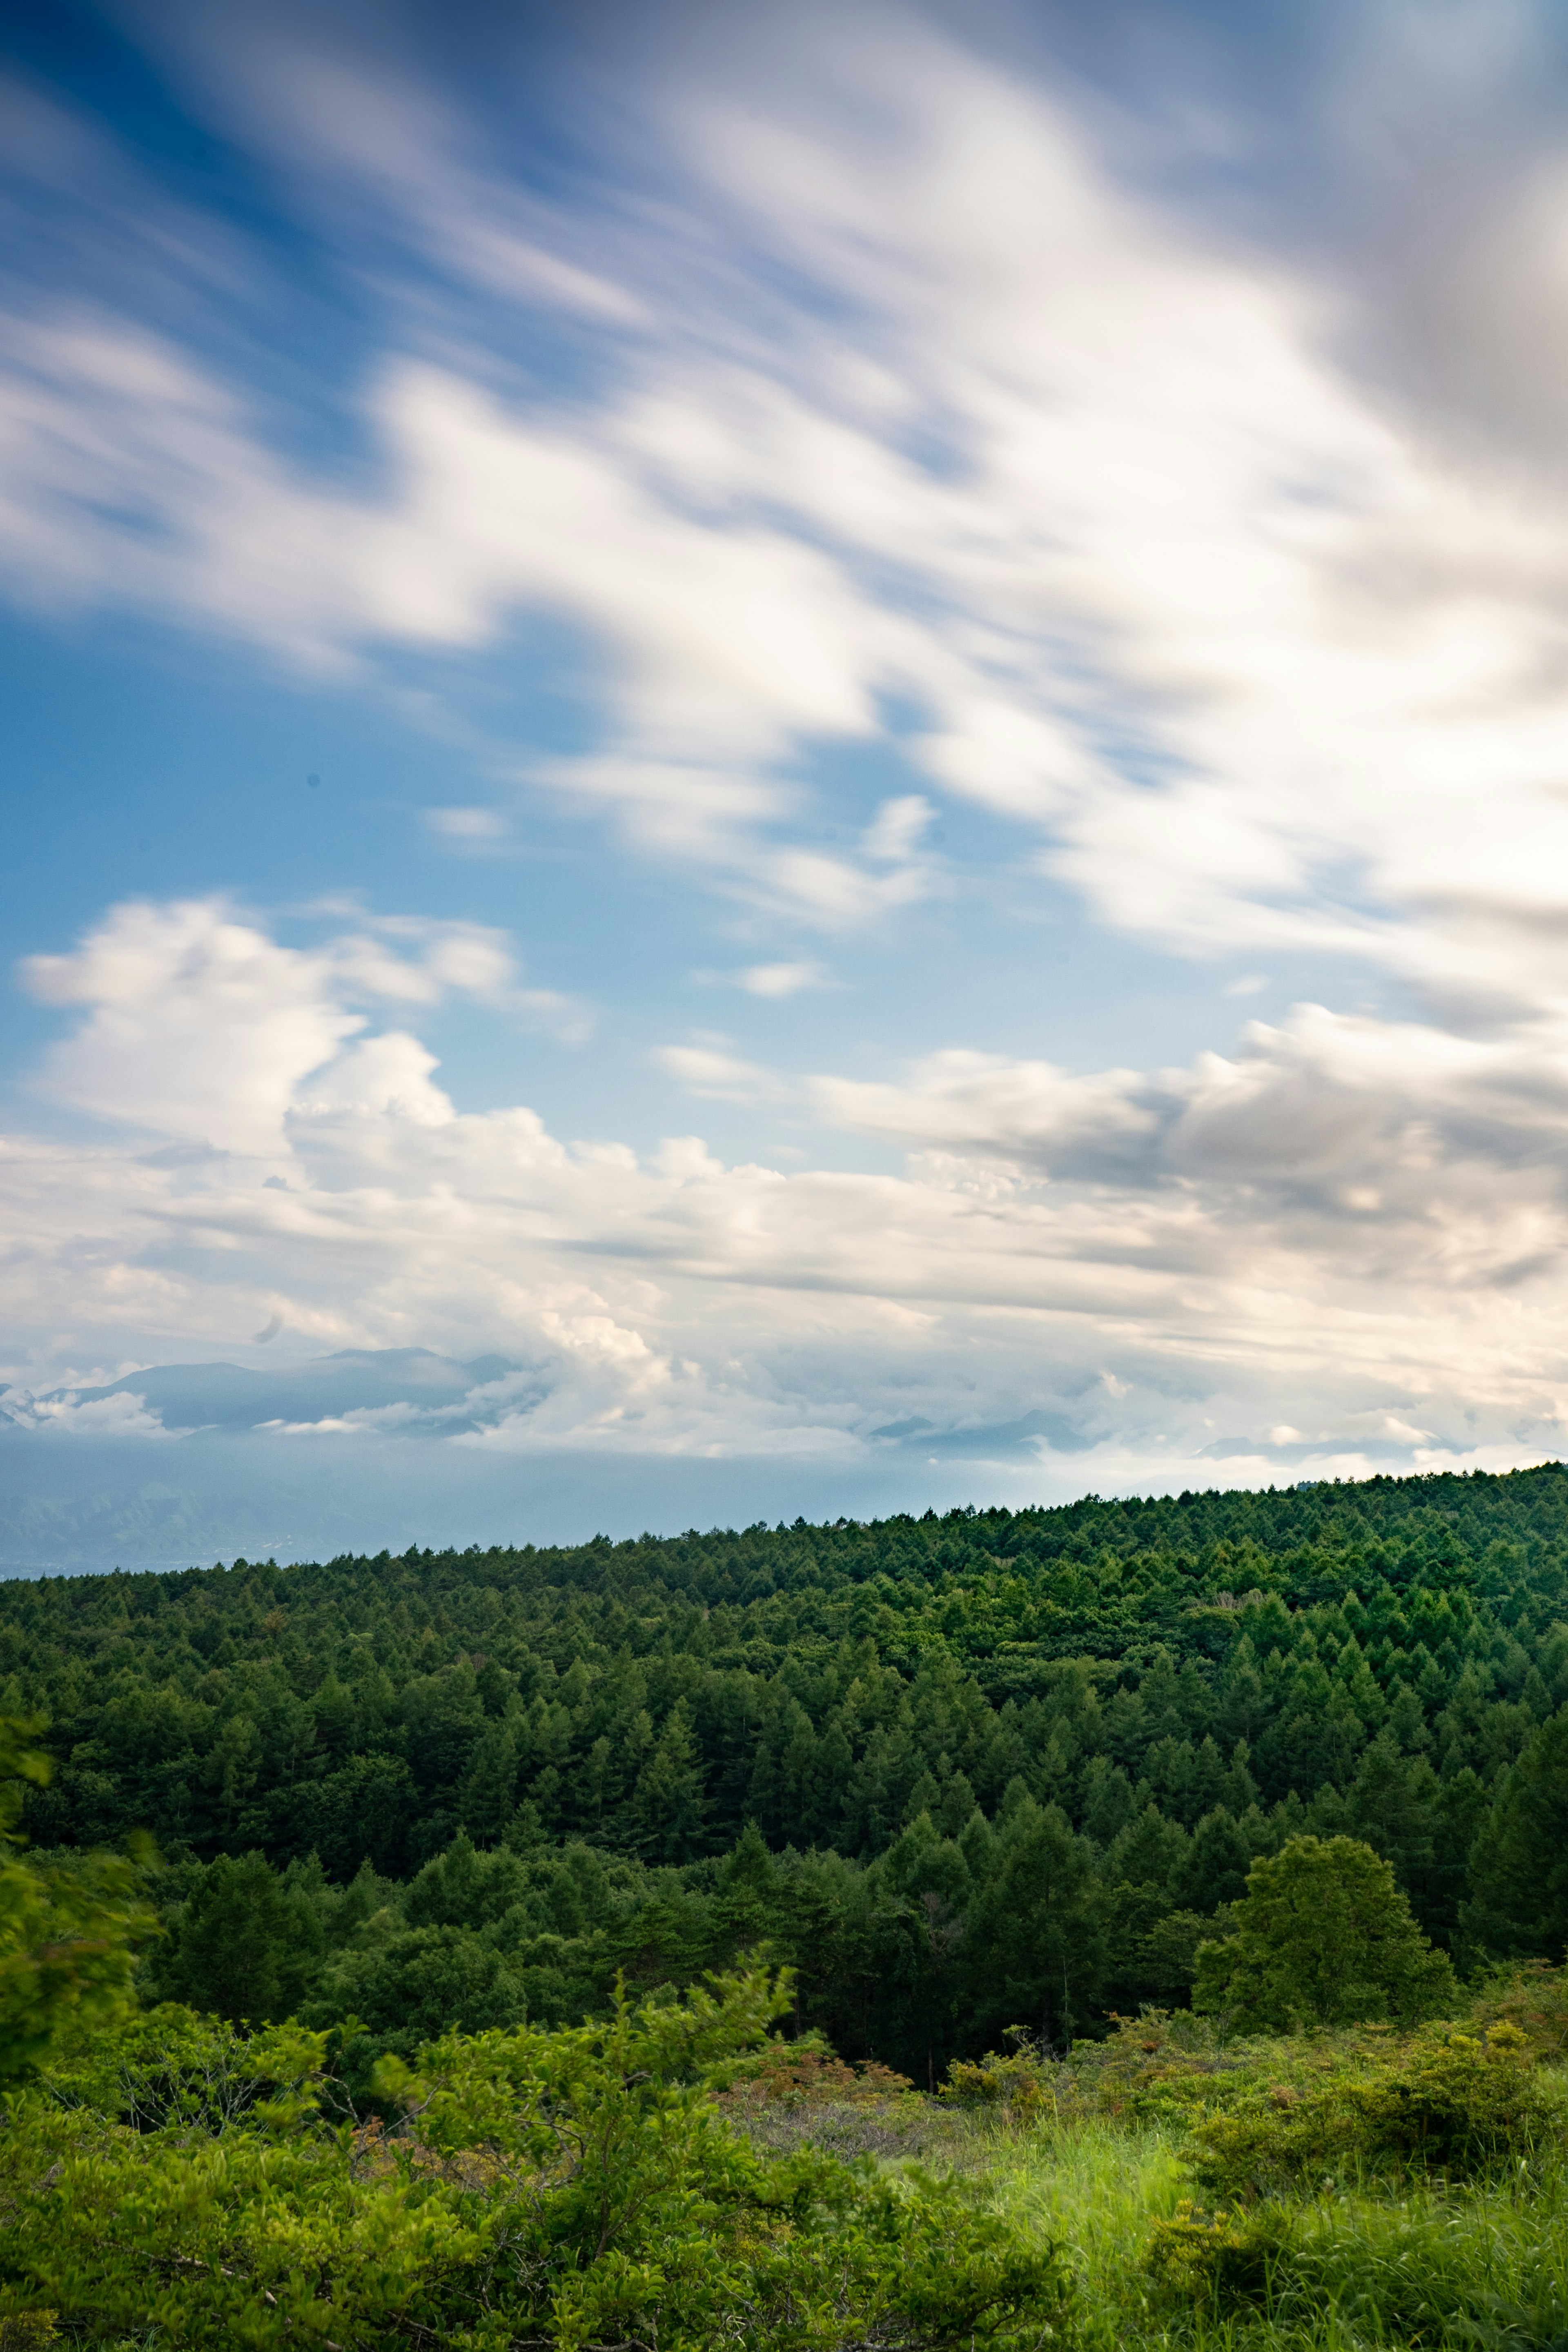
left=966, top=2112, right=1187, bottom=2345
left=723, top=1988, right=1568, bottom=2347
left=962, top=2118, right=1568, bottom=2349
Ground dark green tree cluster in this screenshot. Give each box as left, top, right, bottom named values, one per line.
left=2, top=1464, right=1567, bottom=2075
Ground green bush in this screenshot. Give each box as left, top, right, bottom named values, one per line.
left=940, top=2031, right=1073, bottom=2128
left=1143, top=2199, right=1290, bottom=2310
left=0, top=1966, right=1074, bottom=2350
left=0, top=2318, right=57, bottom=2352
left=1183, top=2023, right=1552, bottom=2197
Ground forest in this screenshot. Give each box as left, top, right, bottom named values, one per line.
left=3, top=1464, right=1568, bottom=2348
left=1, top=1463, right=1565, bottom=2081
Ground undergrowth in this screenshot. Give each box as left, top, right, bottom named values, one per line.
left=927, top=1969, right=1568, bottom=2351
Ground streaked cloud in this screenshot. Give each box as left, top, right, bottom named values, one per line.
left=653, top=1040, right=780, bottom=1104
left=11, top=7, right=1568, bottom=971
left=7, top=2, right=1568, bottom=1525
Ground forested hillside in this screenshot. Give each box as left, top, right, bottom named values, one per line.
left=4, top=1465, right=1567, bottom=2085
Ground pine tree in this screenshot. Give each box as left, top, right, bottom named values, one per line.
left=1462, top=1711, right=1568, bottom=1961
left=156, top=1851, right=325, bottom=2023
left=454, top=1719, right=521, bottom=1844
left=1181, top=1807, right=1252, bottom=1913
left=634, top=1703, right=710, bottom=1864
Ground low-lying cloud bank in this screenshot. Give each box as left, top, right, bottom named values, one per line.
left=2, top=893, right=1565, bottom=1558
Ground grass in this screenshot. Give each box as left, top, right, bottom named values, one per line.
left=962, top=2116, right=1568, bottom=2350
left=726, top=1988, right=1568, bottom=2348
left=972, top=2112, right=1189, bottom=2348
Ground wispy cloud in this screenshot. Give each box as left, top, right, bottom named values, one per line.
left=653, top=1040, right=780, bottom=1103
left=9, top=6, right=1568, bottom=1497
left=16, top=6, right=1568, bottom=972
left=737, top=962, right=831, bottom=999
left=12, top=9, right=1568, bottom=969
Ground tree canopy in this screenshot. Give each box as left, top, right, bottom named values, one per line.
left=1192, top=1834, right=1457, bottom=2029
left=1, top=1463, right=1566, bottom=2072
left=0, top=1716, right=154, bottom=2083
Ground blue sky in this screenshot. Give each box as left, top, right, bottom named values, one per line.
left=8, top=0, right=1568, bottom=1565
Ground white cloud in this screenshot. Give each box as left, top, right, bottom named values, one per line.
left=9, top=894, right=1568, bottom=1480
left=23, top=11, right=1568, bottom=965
left=813, top=1001, right=1568, bottom=1262
left=427, top=806, right=509, bottom=843
left=654, top=1042, right=779, bottom=1103
left=13, top=13, right=1568, bottom=986
left=18, top=898, right=587, bottom=1157
left=15, top=13, right=1568, bottom=1487
left=0, top=1387, right=180, bottom=1439
left=22, top=898, right=362, bottom=1158
left=736, top=961, right=829, bottom=998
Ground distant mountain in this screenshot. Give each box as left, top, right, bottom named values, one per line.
left=9, top=1348, right=531, bottom=1436
left=0, top=1349, right=1091, bottom=1575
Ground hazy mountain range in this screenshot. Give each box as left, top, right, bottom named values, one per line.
left=0, top=1348, right=1059, bottom=1575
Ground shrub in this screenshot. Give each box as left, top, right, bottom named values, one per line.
left=1183, top=2023, right=1551, bottom=2197
left=1067, top=2008, right=1238, bottom=2125
left=1468, top=1958, right=1568, bottom=2059
left=714, top=2042, right=956, bottom=2162
left=1349, top=2022, right=1546, bottom=2167
left=1143, top=2200, right=1290, bottom=2309
left=940, top=2031, right=1073, bottom=2128
left=0, top=2319, right=56, bottom=2352
left=0, top=1967, right=1075, bottom=2349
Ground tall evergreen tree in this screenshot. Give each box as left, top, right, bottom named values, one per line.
left=1463, top=1711, right=1568, bottom=1961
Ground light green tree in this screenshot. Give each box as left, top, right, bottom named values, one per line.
left=0, top=1717, right=155, bottom=2083
left=1192, top=1833, right=1456, bottom=2030
left=0, top=1967, right=1072, bottom=2349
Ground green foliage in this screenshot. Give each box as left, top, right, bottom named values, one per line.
left=1143, top=2199, right=1289, bottom=2308
left=0, top=1716, right=154, bottom=2084
left=0, top=2314, right=58, bottom=2351
left=5, top=1465, right=1568, bottom=2071
left=1348, top=2020, right=1546, bottom=2165
left=1183, top=2020, right=1552, bottom=2196
left=8, top=1473, right=1568, bottom=2349
left=1465, top=1708, right=1568, bottom=1962
left=152, top=1850, right=325, bottom=2022
left=0, top=1969, right=1074, bottom=2351
left=1192, top=1835, right=1457, bottom=2030
left=971, top=2011, right=1568, bottom=2352
left=940, top=2034, right=1064, bottom=2127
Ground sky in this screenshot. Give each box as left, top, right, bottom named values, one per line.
left=8, top=0, right=1568, bottom=1566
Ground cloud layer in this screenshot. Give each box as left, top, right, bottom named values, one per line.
left=7, top=3, right=1568, bottom=1515
left=8, top=2, right=1568, bottom=971
left=7, top=895, right=1568, bottom=1490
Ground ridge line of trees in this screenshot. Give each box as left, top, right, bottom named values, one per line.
left=1, top=1464, right=1565, bottom=2080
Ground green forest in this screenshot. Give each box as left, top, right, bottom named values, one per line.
left=4, top=1463, right=1568, bottom=2347
left=7, top=1464, right=1567, bottom=2075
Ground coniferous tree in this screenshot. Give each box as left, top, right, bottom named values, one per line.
left=1463, top=1710, right=1568, bottom=1961
left=155, top=1851, right=325, bottom=2023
